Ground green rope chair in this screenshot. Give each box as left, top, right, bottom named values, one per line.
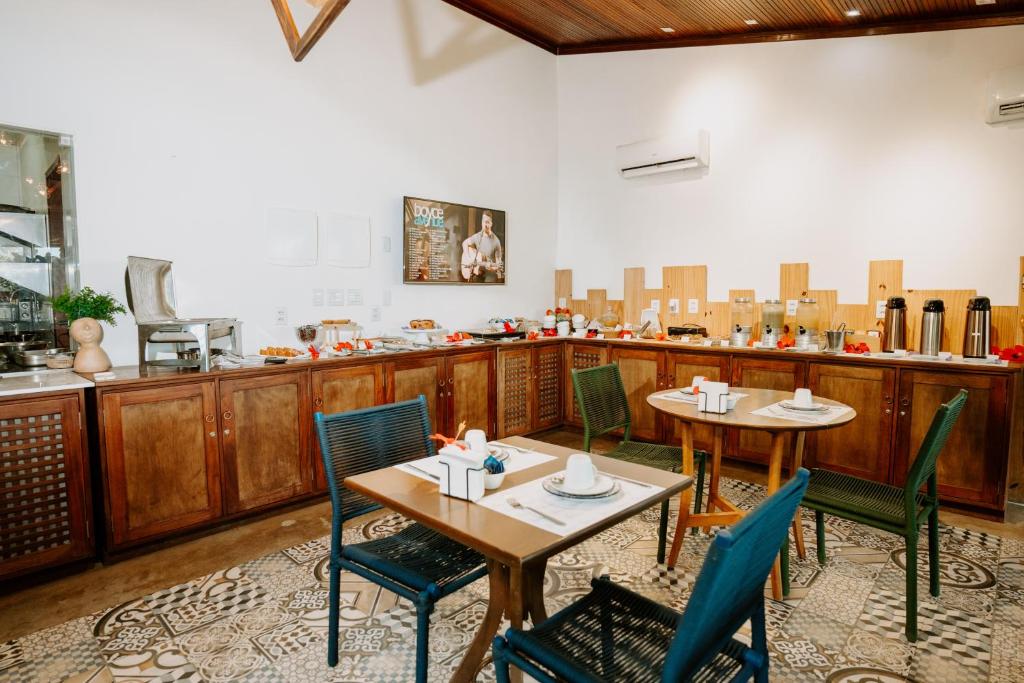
left=798, top=389, right=967, bottom=642
left=492, top=469, right=811, bottom=683
left=314, top=397, right=488, bottom=682
left=572, top=364, right=708, bottom=563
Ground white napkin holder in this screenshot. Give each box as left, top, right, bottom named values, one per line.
left=438, top=444, right=485, bottom=502
left=698, top=381, right=730, bottom=414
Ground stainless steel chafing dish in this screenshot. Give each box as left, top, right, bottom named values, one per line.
left=125, top=256, right=242, bottom=372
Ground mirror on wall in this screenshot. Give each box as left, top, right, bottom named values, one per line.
left=0, top=124, right=79, bottom=357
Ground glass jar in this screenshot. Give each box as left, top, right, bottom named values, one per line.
left=761, top=299, right=784, bottom=336
left=795, top=298, right=820, bottom=340
left=599, top=305, right=619, bottom=329
left=729, top=297, right=754, bottom=334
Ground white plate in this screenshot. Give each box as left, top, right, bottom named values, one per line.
left=555, top=473, right=616, bottom=496
left=779, top=400, right=830, bottom=412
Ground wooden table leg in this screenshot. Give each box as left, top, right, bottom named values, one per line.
left=667, top=421, right=695, bottom=569
left=451, top=559, right=508, bottom=683
left=701, top=427, right=725, bottom=534
left=791, top=432, right=807, bottom=560
left=507, top=564, right=527, bottom=683
left=523, top=559, right=548, bottom=623
left=767, top=432, right=785, bottom=601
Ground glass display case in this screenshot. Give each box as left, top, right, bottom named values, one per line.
left=0, top=124, right=79, bottom=356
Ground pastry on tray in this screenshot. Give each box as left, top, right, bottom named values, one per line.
left=409, top=319, right=438, bottom=330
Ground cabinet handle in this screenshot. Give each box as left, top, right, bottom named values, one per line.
left=209, top=431, right=216, bottom=438
left=885, top=409, right=891, bottom=415
left=204, top=414, right=215, bottom=423
left=448, top=377, right=454, bottom=385
left=223, top=410, right=233, bottom=420
left=313, top=397, right=324, bottom=408
left=900, top=398, right=909, bottom=408
left=884, top=396, right=893, bottom=404
left=899, top=411, right=906, bottom=417
left=224, top=429, right=231, bottom=436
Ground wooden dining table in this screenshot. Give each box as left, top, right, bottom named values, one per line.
left=647, top=387, right=856, bottom=600
left=343, top=435, right=692, bottom=682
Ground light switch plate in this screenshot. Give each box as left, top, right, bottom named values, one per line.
left=347, top=289, right=364, bottom=306
left=786, top=299, right=798, bottom=316
left=328, top=289, right=345, bottom=306
left=275, top=307, right=288, bottom=326
left=687, top=298, right=699, bottom=314
left=371, top=306, right=381, bottom=322
left=650, top=299, right=660, bottom=312
left=875, top=300, right=887, bottom=318
left=668, top=298, right=680, bottom=314
left=382, top=236, right=392, bottom=253
left=558, top=297, right=567, bottom=308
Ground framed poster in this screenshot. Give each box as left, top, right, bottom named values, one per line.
left=403, top=196, right=506, bottom=285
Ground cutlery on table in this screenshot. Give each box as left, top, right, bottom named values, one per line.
left=507, top=497, right=565, bottom=526
left=403, top=463, right=439, bottom=481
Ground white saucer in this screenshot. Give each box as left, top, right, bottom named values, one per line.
left=557, top=473, right=616, bottom=496
left=779, top=400, right=829, bottom=412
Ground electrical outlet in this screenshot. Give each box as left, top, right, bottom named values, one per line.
left=650, top=299, right=660, bottom=312
left=668, top=298, right=680, bottom=314
left=312, top=289, right=324, bottom=307
left=787, top=299, right=799, bottom=316
left=875, top=300, right=887, bottom=318
left=328, top=289, right=345, bottom=306
left=275, top=307, right=288, bottom=326
left=371, top=306, right=381, bottom=322
left=382, top=236, right=392, bottom=253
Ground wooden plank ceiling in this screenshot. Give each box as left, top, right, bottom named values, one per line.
left=442, top=0, right=1024, bottom=54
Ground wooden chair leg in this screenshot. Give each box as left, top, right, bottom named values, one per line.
left=905, top=534, right=919, bottom=642
left=792, top=513, right=806, bottom=560
left=690, top=455, right=705, bottom=536
left=815, top=510, right=826, bottom=565
left=928, top=510, right=940, bottom=598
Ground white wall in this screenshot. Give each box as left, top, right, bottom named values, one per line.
left=556, top=27, right=1024, bottom=307
left=0, top=0, right=558, bottom=364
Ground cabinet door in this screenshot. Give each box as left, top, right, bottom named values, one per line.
left=102, top=383, right=222, bottom=546
left=893, top=370, right=1008, bottom=510
left=220, top=371, right=312, bottom=514
left=0, top=395, right=91, bottom=580
left=447, top=350, right=496, bottom=437
left=729, top=357, right=806, bottom=464
left=608, top=347, right=664, bottom=442
left=386, top=357, right=446, bottom=435
left=564, top=343, right=609, bottom=427
left=533, top=344, right=564, bottom=431
left=311, top=364, right=385, bottom=491
left=806, top=363, right=896, bottom=482
left=497, top=348, right=533, bottom=438
left=664, top=351, right=731, bottom=452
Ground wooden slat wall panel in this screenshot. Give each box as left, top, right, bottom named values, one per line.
left=835, top=304, right=870, bottom=333
left=779, top=263, right=809, bottom=329
left=705, top=301, right=731, bottom=338
left=868, top=260, right=904, bottom=332
left=992, top=306, right=1019, bottom=350
left=807, top=289, right=838, bottom=331
left=904, top=289, right=975, bottom=353
left=623, top=267, right=646, bottom=327
left=555, top=269, right=573, bottom=308
left=1019, top=256, right=1024, bottom=346
left=663, top=266, right=707, bottom=329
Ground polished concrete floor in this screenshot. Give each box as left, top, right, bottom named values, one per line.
left=2, top=427, right=1021, bottom=644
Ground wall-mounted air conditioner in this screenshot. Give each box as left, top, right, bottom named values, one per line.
left=616, top=130, right=710, bottom=178
left=986, top=64, right=1024, bottom=124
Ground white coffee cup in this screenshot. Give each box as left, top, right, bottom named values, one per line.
left=465, top=429, right=488, bottom=455
left=564, top=453, right=598, bottom=492
left=794, top=388, right=813, bottom=408
left=690, top=375, right=708, bottom=392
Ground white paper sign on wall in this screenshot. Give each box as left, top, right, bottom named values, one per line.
left=668, top=298, right=680, bottom=314
left=786, top=299, right=798, bottom=316
left=875, top=300, right=887, bottom=319
left=650, top=299, right=661, bottom=312
left=687, top=298, right=699, bottom=314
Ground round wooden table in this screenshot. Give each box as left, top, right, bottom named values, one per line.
left=647, top=387, right=856, bottom=600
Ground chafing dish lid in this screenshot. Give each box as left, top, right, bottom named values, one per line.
left=125, top=256, right=178, bottom=323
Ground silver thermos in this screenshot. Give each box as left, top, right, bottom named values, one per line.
left=881, top=296, right=907, bottom=353
left=962, top=296, right=991, bottom=359
left=918, top=299, right=945, bottom=356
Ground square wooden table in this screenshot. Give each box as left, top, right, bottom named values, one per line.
left=344, top=435, right=692, bottom=682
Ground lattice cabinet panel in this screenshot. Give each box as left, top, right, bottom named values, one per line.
left=565, top=343, right=608, bottom=426
left=0, top=395, right=90, bottom=580
left=535, top=346, right=563, bottom=429
left=497, top=349, right=533, bottom=437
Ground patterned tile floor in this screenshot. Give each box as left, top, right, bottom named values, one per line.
left=1, top=477, right=1021, bottom=682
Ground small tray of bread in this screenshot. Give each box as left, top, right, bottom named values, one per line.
left=402, top=319, right=446, bottom=334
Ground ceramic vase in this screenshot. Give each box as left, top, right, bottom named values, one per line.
left=70, top=317, right=112, bottom=373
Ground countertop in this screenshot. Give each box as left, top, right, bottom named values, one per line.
left=0, top=368, right=93, bottom=397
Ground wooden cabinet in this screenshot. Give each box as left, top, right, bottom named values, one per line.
left=564, top=342, right=608, bottom=426
left=447, top=351, right=496, bottom=436
left=663, top=351, right=732, bottom=452
left=893, top=370, right=1009, bottom=510
left=496, top=344, right=563, bottom=438
left=386, top=356, right=446, bottom=434
left=806, top=363, right=896, bottom=481
left=608, top=347, right=664, bottom=441
left=220, top=371, right=312, bottom=513
left=101, top=382, right=222, bottom=547
left=0, top=393, right=92, bottom=581
left=312, top=364, right=385, bottom=491
left=729, top=357, right=806, bottom=465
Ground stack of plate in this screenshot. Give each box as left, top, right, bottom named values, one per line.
left=542, top=473, right=621, bottom=499
left=779, top=400, right=830, bottom=413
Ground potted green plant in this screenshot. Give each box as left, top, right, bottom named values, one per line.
left=49, top=287, right=127, bottom=373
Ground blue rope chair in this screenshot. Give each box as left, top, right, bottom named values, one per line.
left=492, top=469, right=811, bottom=683
left=572, top=364, right=709, bottom=562
left=315, top=397, right=488, bottom=683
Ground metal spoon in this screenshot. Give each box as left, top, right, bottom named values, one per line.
left=507, top=498, right=565, bottom=526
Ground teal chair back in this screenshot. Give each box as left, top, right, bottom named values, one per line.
left=314, top=396, right=435, bottom=532
left=903, top=389, right=968, bottom=517
left=572, top=364, right=631, bottom=450
left=661, top=469, right=810, bottom=680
